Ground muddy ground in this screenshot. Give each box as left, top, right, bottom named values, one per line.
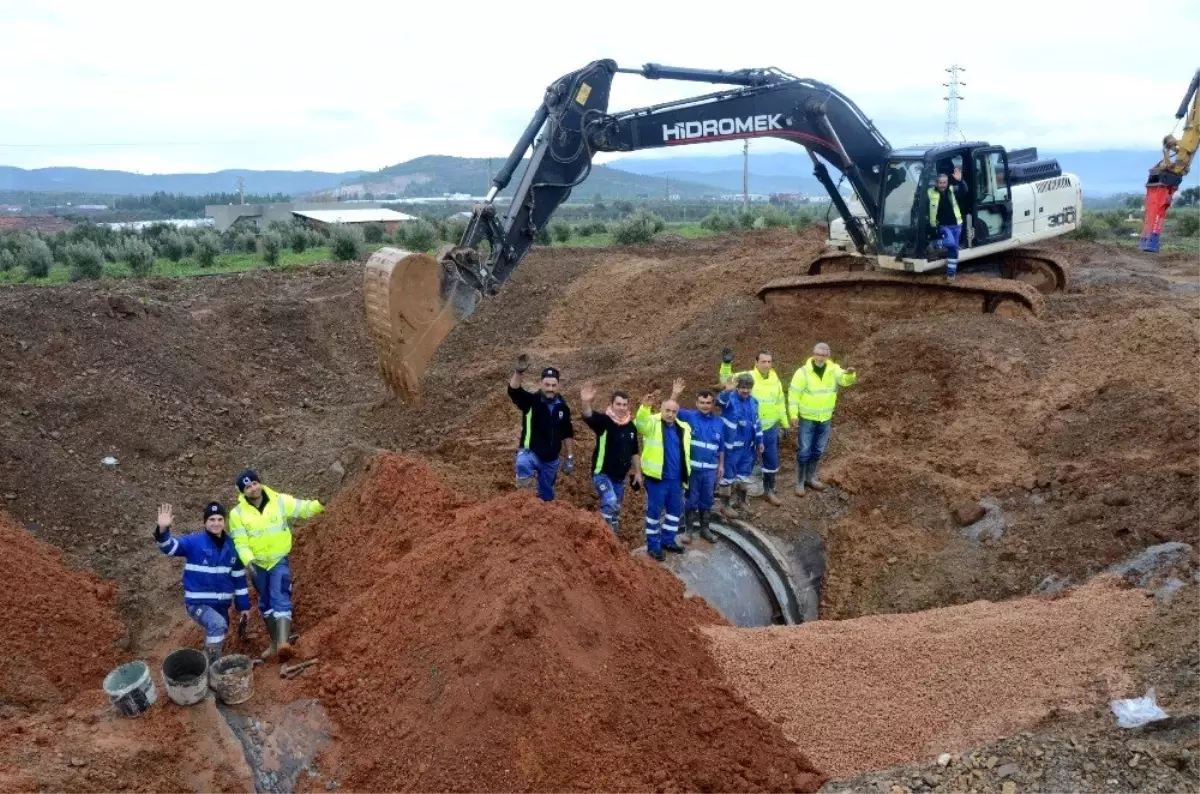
left=0, top=227, right=1196, bottom=791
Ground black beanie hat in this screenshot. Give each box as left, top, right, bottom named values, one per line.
left=202, top=501, right=225, bottom=522
left=236, top=469, right=260, bottom=492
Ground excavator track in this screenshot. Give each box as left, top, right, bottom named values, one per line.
left=986, top=247, right=1070, bottom=294
left=758, top=269, right=1045, bottom=319
left=807, top=248, right=1069, bottom=295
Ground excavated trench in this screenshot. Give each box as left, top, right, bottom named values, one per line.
left=661, top=520, right=827, bottom=627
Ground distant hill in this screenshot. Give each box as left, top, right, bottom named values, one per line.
left=0, top=166, right=366, bottom=196
left=332, top=155, right=726, bottom=200
left=607, top=149, right=1200, bottom=198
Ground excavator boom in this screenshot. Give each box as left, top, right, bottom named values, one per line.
left=1139, top=67, right=1200, bottom=253
left=365, top=60, right=1073, bottom=398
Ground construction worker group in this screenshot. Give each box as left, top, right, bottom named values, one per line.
left=507, top=344, right=857, bottom=562
left=153, top=469, right=324, bottom=664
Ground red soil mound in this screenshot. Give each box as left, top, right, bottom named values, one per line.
left=0, top=511, right=123, bottom=714
left=294, top=452, right=826, bottom=793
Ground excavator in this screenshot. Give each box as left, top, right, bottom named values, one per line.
left=1139, top=67, right=1200, bottom=253
left=364, top=60, right=1082, bottom=398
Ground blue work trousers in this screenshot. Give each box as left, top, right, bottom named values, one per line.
left=515, top=448, right=560, bottom=501
left=592, top=473, right=626, bottom=532
left=761, top=425, right=780, bottom=474
left=644, top=477, right=684, bottom=554
left=251, top=557, right=293, bottom=621
left=796, top=419, right=832, bottom=466
left=721, top=443, right=755, bottom=486
left=685, top=468, right=718, bottom=512
left=186, top=604, right=231, bottom=645
left=937, top=225, right=962, bottom=274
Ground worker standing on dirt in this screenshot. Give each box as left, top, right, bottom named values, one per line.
left=928, top=167, right=969, bottom=280
left=788, top=342, right=857, bottom=495
left=153, top=502, right=251, bottom=663
left=508, top=355, right=575, bottom=501
left=718, top=349, right=787, bottom=506
left=228, top=469, right=325, bottom=663
left=580, top=382, right=643, bottom=534
left=634, top=389, right=692, bottom=562
left=717, top=373, right=764, bottom=518
left=669, top=378, right=724, bottom=543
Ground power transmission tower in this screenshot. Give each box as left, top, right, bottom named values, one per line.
left=742, top=140, right=750, bottom=211
left=943, top=65, right=966, bottom=141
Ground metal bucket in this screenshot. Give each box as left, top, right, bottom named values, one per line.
left=161, top=648, right=209, bottom=706
left=209, top=654, right=254, bottom=705
left=102, top=660, right=157, bottom=717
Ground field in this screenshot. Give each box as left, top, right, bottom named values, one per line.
left=0, top=224, right=1196, bottom=793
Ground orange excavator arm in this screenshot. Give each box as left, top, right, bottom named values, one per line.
left=1139, top=68, right=1200, bottom=252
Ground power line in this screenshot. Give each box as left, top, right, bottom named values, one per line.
left=943, top=65, right=966, bottom=141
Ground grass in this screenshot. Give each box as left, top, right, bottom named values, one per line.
left=0, top=222, right=727, bottom=287
left=546, top=221, right=717, bottom=248
left=0, top=242, right=395, bottom=287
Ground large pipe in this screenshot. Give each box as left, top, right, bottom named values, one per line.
left=661, top=520, right=825, bottom=627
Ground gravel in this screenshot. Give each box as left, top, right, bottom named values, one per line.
left=704, top=575, right=1153, bottom=778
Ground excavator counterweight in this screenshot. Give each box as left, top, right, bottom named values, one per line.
left=365, top=60, right=1083, bottom=398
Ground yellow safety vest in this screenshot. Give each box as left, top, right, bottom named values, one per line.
left=928, top=186, right=962, bottom=226
left=634, top=404, right=692, bottom=481
left=787, top=357, right=857, bottom=423
left=717, top=363, right=787, bottom=430
left=228, top=485, right=324, bottom=570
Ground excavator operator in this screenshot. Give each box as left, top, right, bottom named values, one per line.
left=928, top=166, right=969, bottom=280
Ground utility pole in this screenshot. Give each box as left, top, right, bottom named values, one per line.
left=742, top=140, right=750, bottom=211
left=943, top=65, right=966, bottom=141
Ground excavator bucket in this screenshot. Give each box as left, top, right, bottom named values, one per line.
left=363, top=247, right=480, bottom=399
left=1139, top=184, right=1176, bottom=253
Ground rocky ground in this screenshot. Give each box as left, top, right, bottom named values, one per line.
left=0, top=228, right=1196, bottom=791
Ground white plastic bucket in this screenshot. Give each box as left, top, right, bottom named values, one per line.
left=102, top=661, right=157, bottom=717
left=161, top=648, right=209, bottom=706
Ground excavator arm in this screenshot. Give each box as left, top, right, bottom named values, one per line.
left=366, top=59, right=893, bottom=397
left=1139, top=67, right=1200, bottom=252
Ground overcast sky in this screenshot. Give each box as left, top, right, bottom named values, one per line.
left=2, top=0, right=1198, bottom=174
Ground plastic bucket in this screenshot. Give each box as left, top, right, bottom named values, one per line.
left=102, top=661, right=157, bottom=717
left=209, top=654, right=254, bottom=705
left=161, top=648, right=209, bottom=706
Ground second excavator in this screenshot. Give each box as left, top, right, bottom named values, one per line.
left=365, top=60, right=1082, bottom=398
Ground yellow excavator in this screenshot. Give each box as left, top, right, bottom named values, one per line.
left=364, top=60, right=1082, bottom=398
left=1139, top=67, right=1200, bottom=252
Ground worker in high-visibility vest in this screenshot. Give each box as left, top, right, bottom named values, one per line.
left=927, top=166, right=969, bottom=279
left=787, top=342, right=857, bottom=495
left=634, top=389, right=692, bottom=562
left=228, top=469, right=324, bottom=662
left=718, top=348, right=787, bottom=506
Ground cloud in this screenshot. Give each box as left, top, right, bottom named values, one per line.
left=0, top=0, right=1197, bottom=173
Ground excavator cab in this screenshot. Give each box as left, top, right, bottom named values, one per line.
left=874, top=143, right=1015, bottom=268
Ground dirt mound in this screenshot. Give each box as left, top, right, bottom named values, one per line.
left=705, top=575, right=1154, bottom=778
left=0, top=510, right=123, bottom=715
left=0, top=262, right=385, bottom=642
left=292, top=451, right=826, bottom=793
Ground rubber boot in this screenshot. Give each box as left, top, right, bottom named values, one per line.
left=662, top=534, right=685, bottom=555
left=699, top=511, right=718, bottom=543
left=795, top=466, right=807, bottom=497
left=205, top=640, right=223, bottom=665
left=275, top=617, right=294, bottom=663
left=763, top=472, right=782, bottom=506
left=806, top=459, right=827, bottom=491
left=732, top=482, right=750, bottom=516
left=260, top=615, right=278, bottom=661
left=717, top=485, right=737, bottom=520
